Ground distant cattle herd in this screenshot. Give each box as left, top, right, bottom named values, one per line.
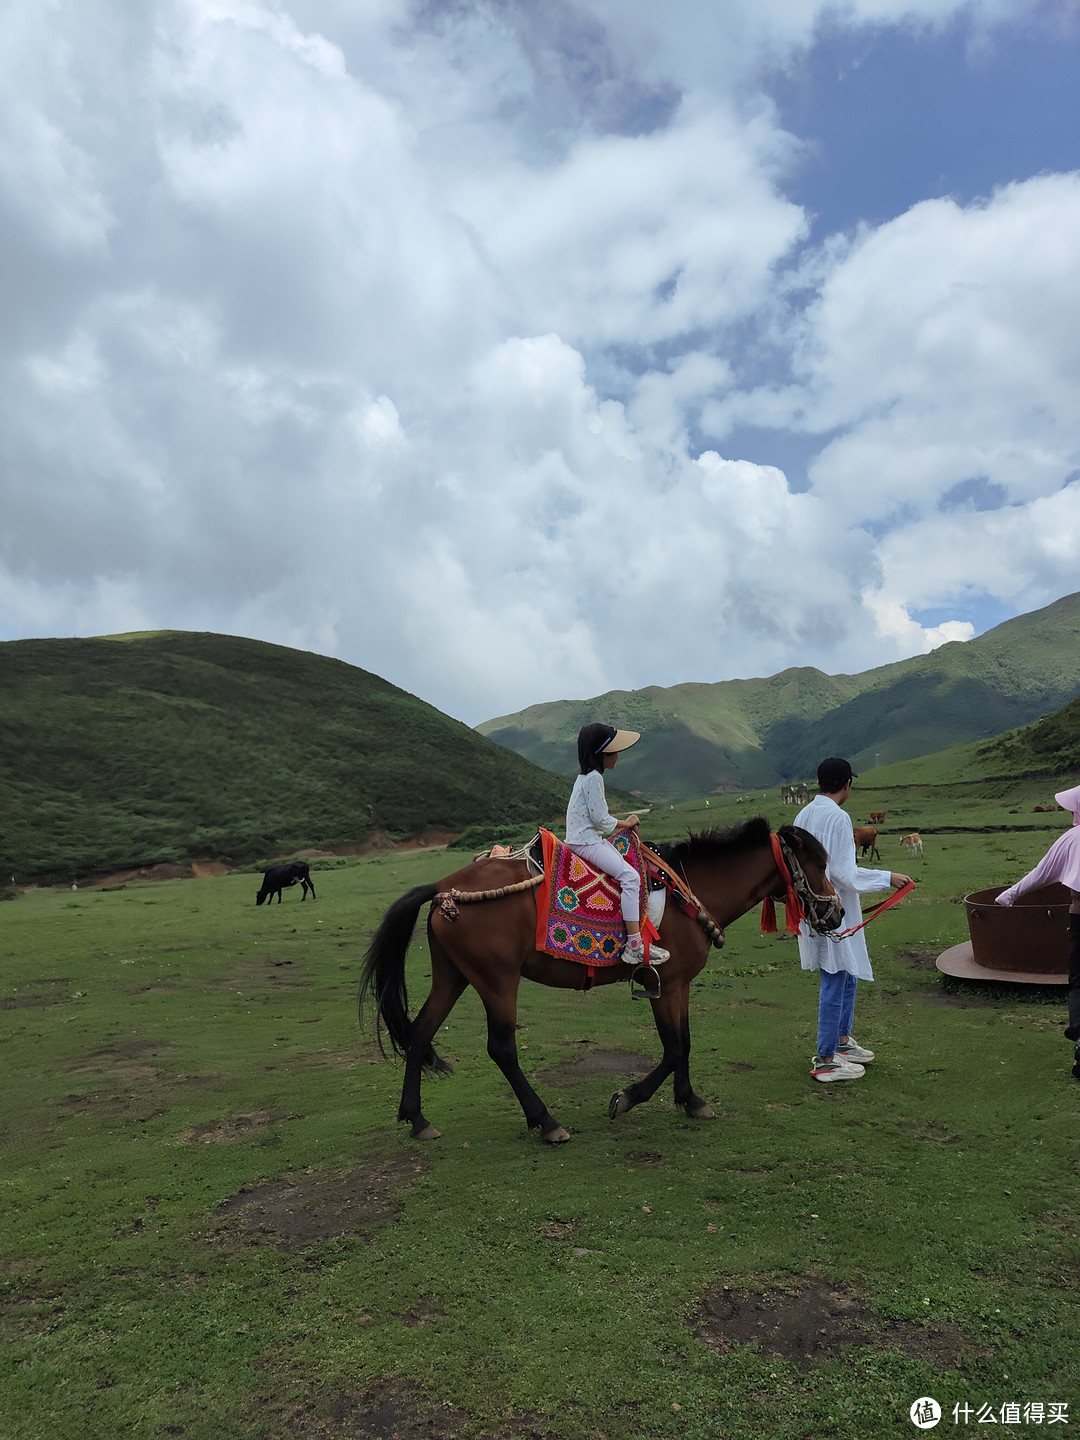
left=780, top=793, right=927, bottom=863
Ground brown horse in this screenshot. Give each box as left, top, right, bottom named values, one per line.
left=359, top=817, right=840, bottom=1143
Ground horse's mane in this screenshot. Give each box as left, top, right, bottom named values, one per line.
left=654, top=817, right=829, bottom=872
left=779, top=822, right=828, bottom=869
left=655, top=816, right=772, bottom=868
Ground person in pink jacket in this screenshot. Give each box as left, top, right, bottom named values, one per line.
left=996, top=784, right=1080, bottom=1079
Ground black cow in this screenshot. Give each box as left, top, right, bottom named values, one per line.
left=255, top=861, right=316, bottom=906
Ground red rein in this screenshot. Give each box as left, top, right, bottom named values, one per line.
left=831, top=879, right=916, bottom=939
left=760, top=833, right=804, bottom=934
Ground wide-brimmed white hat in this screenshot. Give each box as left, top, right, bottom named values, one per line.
left=600, top=728, right=640, bottom=753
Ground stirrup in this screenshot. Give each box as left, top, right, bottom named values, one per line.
left=629, top=964, right=660, bottom=1001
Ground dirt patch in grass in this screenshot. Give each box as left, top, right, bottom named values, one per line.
left=896, top=950, right=1009, bottom=1008
left=91, top=862, right=195, bottom=886
left=70, top=1062, right=160, bottom=1084
left=2, top=1287, right=66, bottom=1340
left=694, top=1277, right=980, bottom=1371
left=180, top=1111, right=290, bottom=1143
left=92, top=1037, right=172, bottom=1060
left=535, top=1217, right=575, bottom=1240
left=624, top=1148, right=664, bottom=1165
left=209, top=957, right=314, bottom=994
left=897, top=1119, right=962, bottom=1144
left=297, top=1049, right=360, bottom=1071
left=535, top=1048, right=654, bottom=1086
left=70, top=1037, right=173, bottom=1073
left=400, top=1295, right=445, bottom=1327
left=896, top=947, right=940, bottom=971
left=214, top=1154, right=427, bottom=1250
left=262, top=1378, right=551, bottom=1439
left=59, top=1085, right=147, bottom=1113
left=1, top=992, right=72, bottom=1010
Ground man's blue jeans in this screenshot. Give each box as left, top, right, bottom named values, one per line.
left=818, top=969, right=858, bottom=1058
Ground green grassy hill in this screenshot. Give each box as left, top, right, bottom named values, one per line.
left=479, top=591, right=1080, bottom=796
left=865, top=692, right=1080, bottom=789
left=0, top=632, right=568, bottom=883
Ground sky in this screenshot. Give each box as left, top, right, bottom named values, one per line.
left=1, top=0, right=1078, bottom=725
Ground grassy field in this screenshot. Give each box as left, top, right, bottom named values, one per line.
left=3, top=779, right=1079, bottom=1440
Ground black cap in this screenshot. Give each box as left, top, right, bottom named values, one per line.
left=817, top=757, right=856, bottom=792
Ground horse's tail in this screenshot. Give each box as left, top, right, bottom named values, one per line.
left=359, top=883, right=439, bottom=1060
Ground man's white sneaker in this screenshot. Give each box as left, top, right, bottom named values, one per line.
left=835, top=1038, right=874, bottom=1063
left=810, top=1054, right=865, bottom=1082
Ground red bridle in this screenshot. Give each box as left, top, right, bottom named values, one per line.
left=759, top=832, right=804, bottom=935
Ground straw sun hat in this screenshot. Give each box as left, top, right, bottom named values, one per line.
left=601, top=728, right=640, bottom=753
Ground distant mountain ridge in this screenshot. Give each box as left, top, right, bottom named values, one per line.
left=477, top=592, right=1080, bottom=797
left=0, top=631, right=568, bottom=882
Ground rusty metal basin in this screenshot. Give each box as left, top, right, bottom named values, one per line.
left=936, top=882, right=1072, bottom=984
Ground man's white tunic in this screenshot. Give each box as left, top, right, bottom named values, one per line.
left=794, top=794, right=891, bottom=980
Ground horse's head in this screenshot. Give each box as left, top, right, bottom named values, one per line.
left=776, top=824, right=843, bottom=934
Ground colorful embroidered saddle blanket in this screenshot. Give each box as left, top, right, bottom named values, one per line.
left=535, top=827, right=655, bottom=965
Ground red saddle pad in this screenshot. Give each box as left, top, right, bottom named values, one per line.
left=535, top=827, right=653, bottom=965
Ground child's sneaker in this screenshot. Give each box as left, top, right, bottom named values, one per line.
left=835, top=1038, right=874, bottom=1063
left=622, top=935, right=670, bottom=965
left=810, top=1054, right=865, bottom=1082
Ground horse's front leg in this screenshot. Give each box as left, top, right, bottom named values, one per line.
left=481, top=993, right=569, bottom=1143
left=609, top=980, right=713, bottom=1120
left=670, top=993, right=714, bottom=1119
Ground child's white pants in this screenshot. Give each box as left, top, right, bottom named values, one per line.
left=567, top=840, right=641, bottom=923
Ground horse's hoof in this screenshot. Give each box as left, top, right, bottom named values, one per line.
left=684, top=1102, right=715, bottom=1119
left=609, top=1090, right=631, bottom=1120
left=412, top=1122, right=442, bottom=1141
left=542, top=1125, right=571, bottom=1144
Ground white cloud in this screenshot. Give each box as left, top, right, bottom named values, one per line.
left=797, top=176, right=1080, bottom=518
left=874, top=480, right=1080, bottom=616
left=454, top=108, right=806, bottom=348
left=0, top=0, right=1070, bottom=726
left=864, top=596, right=976, bottom=654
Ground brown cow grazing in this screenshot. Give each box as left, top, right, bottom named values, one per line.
left=899, top=832, right=923, bottom=858
left=853, top=826, right=880, bottom=861
left=869, top=810, right=885, bottom=824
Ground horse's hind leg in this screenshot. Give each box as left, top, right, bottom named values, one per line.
left=480, top=988, right=569, bottom=1143
left=398, top=939, right=467, bottom=1141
